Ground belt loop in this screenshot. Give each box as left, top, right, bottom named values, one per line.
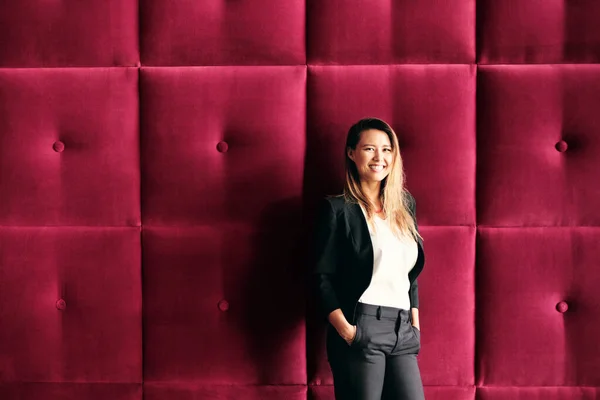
left=376, top=306, right=381, bottom=320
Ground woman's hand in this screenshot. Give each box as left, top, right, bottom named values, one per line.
left=411, top=307, right=420, bottom=331
left=328, top=309, right=357, bottom=345
left=340, top=324, right=357, bottom=345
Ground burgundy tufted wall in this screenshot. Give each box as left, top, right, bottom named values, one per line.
left=1, top=1, right=600, bottom=399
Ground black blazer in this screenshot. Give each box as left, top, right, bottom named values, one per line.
left=313, top=193, right=425, bottom=324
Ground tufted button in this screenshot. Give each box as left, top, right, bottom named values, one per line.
left=314, top=378, right=322, bottom=385
left=216, top=141, right=229, bottom=153
left=53, top=141, right=65, bottom=152
left=56, top=299, right=67, bottom=310
left=218, top=300, right=229, bottom=311
left=555, top=140, right=568, bottom=153
left=556, top=301, right=569, bottom=313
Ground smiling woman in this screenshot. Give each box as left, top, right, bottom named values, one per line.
left=347, top=129, right=393, bottom=196
left=313, top=117, right=426, bottom=400
left=343, top=118, right=421, bottom=242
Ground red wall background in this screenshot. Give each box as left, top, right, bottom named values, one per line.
left=1, top=1, right=600, bottom=399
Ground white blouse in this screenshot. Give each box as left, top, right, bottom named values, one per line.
left=358, top=205, right=418, bottom=310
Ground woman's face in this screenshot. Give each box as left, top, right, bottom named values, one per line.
left=347, top=129, right=393, bottom=183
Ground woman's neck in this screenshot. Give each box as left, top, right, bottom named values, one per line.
left=361, top=181, right=382, bottom=209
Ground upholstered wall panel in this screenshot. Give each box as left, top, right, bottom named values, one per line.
left=143, top=226, right=306, bottom=384
left=478, top=1, right=600, bottom=64
left=140, top=66, right=306, bottom=226
left=477, top=228, right=600, bottom=386
left=305, top=64, right=476, bottom=225
left=0, top=68, right=140, bottom=226
left=0, top=0, right=138, bottom=67
left=0, top=227, right=141, bottom=381
left=307, top=0, right=475, bottom=64
left=477, top=65, right=600, bottom=226
left=140, top=0, right=305, bottom=66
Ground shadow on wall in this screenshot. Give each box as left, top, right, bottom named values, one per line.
left=564, top=2, right=600, bottom=62
left=226, top=195, right=306, bottom=384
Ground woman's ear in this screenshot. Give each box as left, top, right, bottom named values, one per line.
left=347, top=147, right=355, bottom=161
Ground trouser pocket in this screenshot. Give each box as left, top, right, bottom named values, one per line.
left=350, top=314, right=365, bottom=348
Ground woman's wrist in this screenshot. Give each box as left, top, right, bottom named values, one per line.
left=338, top=323, right=355, bottom=341
left=328, top=309, right=355, bottom=341
left=411, top=307, right=420, bottom=330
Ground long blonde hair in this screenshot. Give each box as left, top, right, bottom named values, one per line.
left=343, top=117, right=422, bottom=242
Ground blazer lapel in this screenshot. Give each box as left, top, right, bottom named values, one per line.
left=348, top=201, right=423, bottom=253
left=346, top=202, right=374, bottom=259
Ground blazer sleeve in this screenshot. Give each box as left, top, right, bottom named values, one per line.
left=410, top=278, right=420, bottom=309
left=407, top=192, right=420, bottom=309
left=313, top=198, right=341, bottom=319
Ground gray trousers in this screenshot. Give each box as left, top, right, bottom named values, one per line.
left=327, top=302, right=425, bottom=400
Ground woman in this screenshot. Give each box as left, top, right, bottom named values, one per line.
left=313, top=117, right=426, bottom=400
